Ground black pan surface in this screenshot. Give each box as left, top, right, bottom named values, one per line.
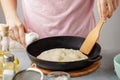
left=26, top=36, right=101, bottom=71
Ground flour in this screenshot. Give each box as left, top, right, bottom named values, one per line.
left=48, top=76, right=68, bottom=80
left=2, top=70, right=15, bottom=80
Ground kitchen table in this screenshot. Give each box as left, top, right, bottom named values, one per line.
left=0, top=49, right=120, bottom=80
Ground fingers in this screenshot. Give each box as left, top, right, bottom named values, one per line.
left=13, top=26, right=20, bottom=42
left=18, top=24, right=26, bottom=46
left=107, top=0, right=114, bottom=18
left=97, top=0, right=119, bottom=19
left=115, top=0, right=119, bottom=10
left=97, top=0, right=108, bottom=20
left=9, top=23, right=26, bottom=46
left=24, top=25, right=30, bottom=33
left=113, top=0, right=118, bottom=10
left=97, top=0, right=102, bottom=19
left=10, top=30, right=16, bottom=40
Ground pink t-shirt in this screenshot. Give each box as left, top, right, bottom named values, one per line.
left=22, top=0, right=95, bottom=38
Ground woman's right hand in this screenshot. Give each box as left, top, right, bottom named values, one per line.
left=7, top=17, right=28, bottom=46
left=97, top=0, right=119, bottom=20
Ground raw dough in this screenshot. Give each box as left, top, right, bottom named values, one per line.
left=37, top=48, right=88, bottom=62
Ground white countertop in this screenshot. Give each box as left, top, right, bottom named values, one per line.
left=0, top=49, right=120, bottom=80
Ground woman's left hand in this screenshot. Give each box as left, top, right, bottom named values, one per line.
left=97, top=0, right=119, bottom=20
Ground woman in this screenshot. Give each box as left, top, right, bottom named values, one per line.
left=0, top=0, right=119, bottom=46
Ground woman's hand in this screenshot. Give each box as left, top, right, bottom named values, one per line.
left=7, top=17, right=28, bottom=46
left=97, top=0, right=119, bottom=20
left=0, top=0, right=29, bottom=46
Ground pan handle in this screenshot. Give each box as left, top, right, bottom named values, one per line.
left=88, top=55, right=102, bottom=62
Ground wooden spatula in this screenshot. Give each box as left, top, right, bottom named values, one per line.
left=80, top=18, right=105, bottom=55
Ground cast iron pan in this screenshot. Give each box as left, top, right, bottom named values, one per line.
left=26, top=36, right=102, bottom=71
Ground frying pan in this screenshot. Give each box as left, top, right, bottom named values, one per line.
left=26, top=36, right=102, bottom=71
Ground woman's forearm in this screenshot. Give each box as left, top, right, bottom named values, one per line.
left=0, top=0, right=27, bottom=46
left=0, top=0, right=19, bottom=21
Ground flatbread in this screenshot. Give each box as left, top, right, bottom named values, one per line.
left=37, top=48, right=88, bottom=62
